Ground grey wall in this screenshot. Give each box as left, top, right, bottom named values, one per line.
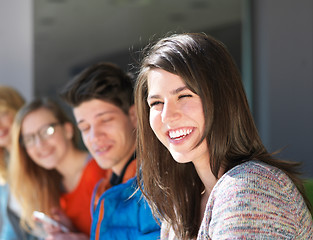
left=0, top=0, right=33, bottom=101
left=252, top=0, right=313, bottom=177
left=32, top=0, right=241, bottom=99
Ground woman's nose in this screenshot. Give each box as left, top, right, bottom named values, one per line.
left=161, top=101, right=180, bottom=124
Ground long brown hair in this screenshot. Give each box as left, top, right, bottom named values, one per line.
left=0, top=86, right=25, bottom=182
left=9, top=98, right=79, bottom=230
left=135, top=33, right=309, bottom=239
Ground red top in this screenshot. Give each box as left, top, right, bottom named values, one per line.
left=60, top=159, right=109, bottom=235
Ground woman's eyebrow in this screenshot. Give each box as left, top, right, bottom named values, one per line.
left=147, top=94, right=160, bottom=101
left=148, top=86, right=188, bottom=100
left=170, top=86, right=188, bottom=95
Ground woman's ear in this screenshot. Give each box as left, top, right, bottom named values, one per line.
left=128, top=105, right=137, bottom=128
left=63, top=122, right=74, bottom=140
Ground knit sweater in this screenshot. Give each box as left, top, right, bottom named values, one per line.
left=161, top=160, right=313, bottom=239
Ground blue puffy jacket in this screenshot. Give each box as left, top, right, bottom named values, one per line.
left=90, top=177, right=160, bottom=240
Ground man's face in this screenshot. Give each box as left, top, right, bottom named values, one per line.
left=73, top=99, right=136, bottom=175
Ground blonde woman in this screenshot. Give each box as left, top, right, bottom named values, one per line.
left=9, top=98, right=108, bottom=239
left=0, top=85, right=33, bottom=239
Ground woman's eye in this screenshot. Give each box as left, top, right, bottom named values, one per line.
left=178, top=94, right=192, bottom=99
left=149, top=101, right=163, bottom=108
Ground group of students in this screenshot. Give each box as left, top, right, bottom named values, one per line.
left=0, top=33, right=312, bottom=240
left=0, top=62, right=159, bottom=240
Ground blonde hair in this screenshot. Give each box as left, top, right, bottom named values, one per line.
left=0, top=85, right=24, bottom=182
left=9, top=98, right=78, bottom=230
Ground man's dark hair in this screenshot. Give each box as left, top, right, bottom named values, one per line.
left=61, top=62, right=134, bottom=114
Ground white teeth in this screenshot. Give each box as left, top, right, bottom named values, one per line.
left=97, top=146, right=109, bottom=152
left=169, top=129, right=192, bottom=139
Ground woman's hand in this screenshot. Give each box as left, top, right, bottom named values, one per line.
left=42, top=208, right=89, bottom=240
left=32, top=208, right=88, bottom=239
left=48, top=207, right=75, bottom=232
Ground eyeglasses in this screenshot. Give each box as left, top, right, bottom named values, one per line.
left=21, top=123, right=61, bottom=148
left=0, top=110, right=11, bottom=120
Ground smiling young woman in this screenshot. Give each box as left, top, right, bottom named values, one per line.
left=134, top=33, right=313, bottom=239
left=9, top=98, right=108, bottom=239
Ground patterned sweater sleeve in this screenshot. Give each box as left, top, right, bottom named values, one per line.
left=198, top=161, right=313, bottom=239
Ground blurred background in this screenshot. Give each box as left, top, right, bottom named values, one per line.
left=0, top=0, right=312, bottom=177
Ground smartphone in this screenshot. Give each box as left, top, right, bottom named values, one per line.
left=32, top=211, right=69, bottom=238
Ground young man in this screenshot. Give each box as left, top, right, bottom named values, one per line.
left=61, top=62, right=160, bottom=239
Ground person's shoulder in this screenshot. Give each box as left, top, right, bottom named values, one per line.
left=213, top=160, right=290, bottom=194
left=223, top=160, right=289, bottom=184
left=205, top=161, right=313, bottom=239
left=212, top=160, right=295, bottom=201
left=99, top=177, right=139, bottom=201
